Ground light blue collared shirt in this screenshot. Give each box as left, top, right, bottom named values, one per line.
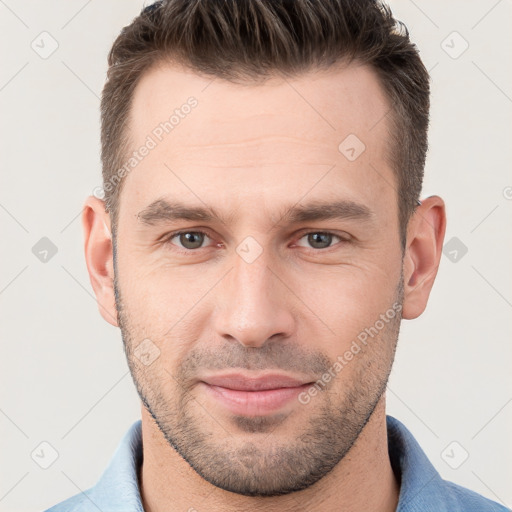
left=44, top=415, right=510, bottom=511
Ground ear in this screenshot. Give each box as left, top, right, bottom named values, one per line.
left=402, top=195, right=446, bottom=320
left=82, top=196, right=118, bottom=327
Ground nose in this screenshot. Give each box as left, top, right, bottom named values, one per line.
left=212, top=251, right=296, bottom=349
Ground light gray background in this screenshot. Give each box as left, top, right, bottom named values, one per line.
left=1, top=1, right=511, bottom=511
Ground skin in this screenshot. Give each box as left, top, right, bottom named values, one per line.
left=83, top=60, right=446, bottom=512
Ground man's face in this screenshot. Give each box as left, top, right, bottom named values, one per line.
left=113, top=61, right=404, bottom=496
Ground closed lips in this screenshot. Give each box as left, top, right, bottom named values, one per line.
left=201, top=373, right=312, bottom=391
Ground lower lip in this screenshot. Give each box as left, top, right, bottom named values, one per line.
left=201, top=382, right=311, bottom=416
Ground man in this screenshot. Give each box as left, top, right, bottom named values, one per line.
left=45, top=0, right=509, bottom=511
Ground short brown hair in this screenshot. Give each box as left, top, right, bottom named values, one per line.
left=101, top=0, right=430, bottom=247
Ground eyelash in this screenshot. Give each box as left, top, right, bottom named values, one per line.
left=161, top=229, right=349, bottom=254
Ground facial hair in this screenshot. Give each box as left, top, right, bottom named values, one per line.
left=113, top=241, right=403, bottom=497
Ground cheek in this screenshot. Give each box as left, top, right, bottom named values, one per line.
left=292, top=260, right=400, bottom=341
left=116, top=254, right=215, bottom=365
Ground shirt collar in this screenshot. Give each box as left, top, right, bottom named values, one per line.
left=387, top=415, right=446, bottom=511
left=87, top=419, right=144, bottom=512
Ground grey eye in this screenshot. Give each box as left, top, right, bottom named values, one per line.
left=296, top=232, right=342, bottom=250
left=175, top=232, right=207, bottom=250
left=307, top=233, right=333, bottom=249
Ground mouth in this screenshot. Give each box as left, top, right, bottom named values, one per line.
left=199, top=372, right=314, bottom=417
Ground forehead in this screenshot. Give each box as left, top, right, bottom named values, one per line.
left=128, top=60, right=391, bottom=148
left=120, top=60, right=395, bottom=222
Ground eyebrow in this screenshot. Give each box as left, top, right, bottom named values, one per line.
left=136, top=198, right=374, bottom=227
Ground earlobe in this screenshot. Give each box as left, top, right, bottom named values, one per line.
left=402, top=195, right=446, bottom=320
left=82, top=196, right=119, bottom=327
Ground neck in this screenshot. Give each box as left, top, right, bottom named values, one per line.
left=139, top=396, right=399, bottom=512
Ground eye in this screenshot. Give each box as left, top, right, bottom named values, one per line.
left=165, top=230, right=212, bottom=251
left=295, top=231, right=345, bottom=250
left=161, top=229, right=348, bottom=254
